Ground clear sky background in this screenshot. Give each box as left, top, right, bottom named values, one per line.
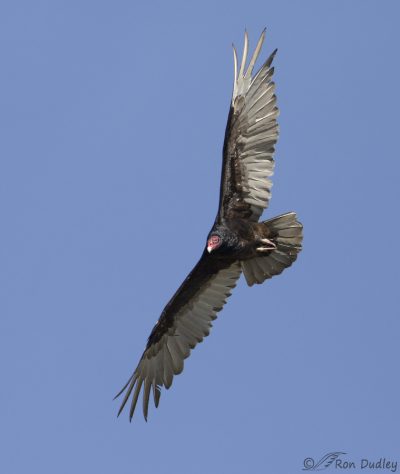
left=1, top=1, right=399, bottom=473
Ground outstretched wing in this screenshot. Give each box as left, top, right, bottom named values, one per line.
left=217, top=29, right=278, bottom=223
left=115, top=254, right=241, bottom=420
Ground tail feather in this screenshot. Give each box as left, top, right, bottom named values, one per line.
left=241, top=212, right=303, bottom=286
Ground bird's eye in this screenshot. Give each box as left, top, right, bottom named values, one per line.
left=210, top=236, right=220, bottom=245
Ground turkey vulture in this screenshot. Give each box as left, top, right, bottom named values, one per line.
left=115, top=29, right=303, bottom=421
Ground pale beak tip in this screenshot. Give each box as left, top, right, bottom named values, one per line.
left=207, top=246, right=212, bottom=253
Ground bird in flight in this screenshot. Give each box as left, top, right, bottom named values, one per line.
left=115, top=29, right=303, bottom=421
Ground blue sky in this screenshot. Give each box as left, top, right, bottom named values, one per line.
left=1, top=1, right=399, bottom=473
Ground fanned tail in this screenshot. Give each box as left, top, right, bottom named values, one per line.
left=241, top=212, right=303, bottom=286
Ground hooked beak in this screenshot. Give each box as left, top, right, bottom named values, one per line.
left=207, top=246, right=213, bottom=253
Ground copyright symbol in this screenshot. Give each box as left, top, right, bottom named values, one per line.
left=303, top=457, right=315, bottom=470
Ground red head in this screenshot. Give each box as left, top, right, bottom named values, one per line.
left=207, top=235, right=221, bottom=253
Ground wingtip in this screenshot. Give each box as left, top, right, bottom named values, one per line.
left=232, top=43, right=238, bottom=58
left=260, top=28, right=267, bottom=43
left=238, top=29, right=249, bottom=78
left=265, top=48, right=278, bottom=68
left=115, top=390, right=130, bottom=418
left=232, top=44, right=238, bottom=99
left=154, top=389, right=161, bottom=408
left=242, top=28, right=268, bottom=81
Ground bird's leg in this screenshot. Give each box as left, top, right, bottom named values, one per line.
left=256, top=238, right=276, bottom=253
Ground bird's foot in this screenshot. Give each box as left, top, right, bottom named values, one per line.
left=256, top=238, right=276, bottom=253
